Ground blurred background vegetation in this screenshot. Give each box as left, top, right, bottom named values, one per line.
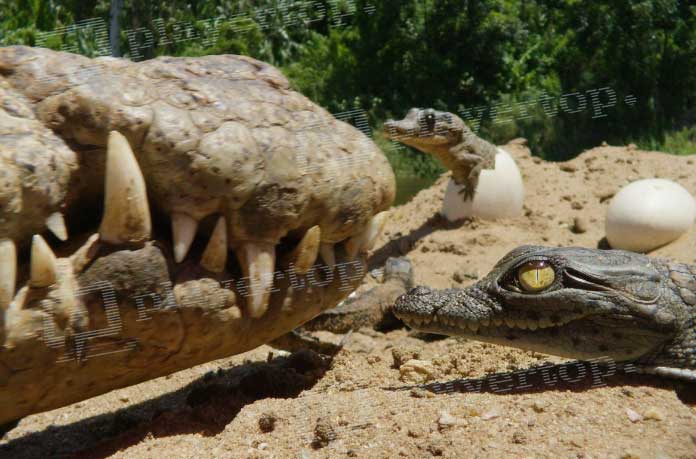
left=2, top=0, right=695, bottom=186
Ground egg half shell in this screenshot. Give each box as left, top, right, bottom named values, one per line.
left=441, top=148, right=525, bottom=221
left=606, top=178, right=696, bottom=252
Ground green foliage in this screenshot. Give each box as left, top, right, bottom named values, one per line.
left=638, top=126, right=696, bottom=156
left=1, top=0, right=695, bottom=172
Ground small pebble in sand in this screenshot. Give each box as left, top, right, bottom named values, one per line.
left=426, top=440, right=445, bottom=456
left=481, top=407, right=502, bottom=420
left=312, top=417, right=336, bottom=449
left=560, top=163, right=578, bottom=172
left=572, top=216, right=588, bottom=234
left=258, top=412, right=278, bottom=433
left=511, top=431, right=527, bottom=444
left=392, top=347, right=421, bottom=368
left=626, top=408, right=643, bottom=423
left=437, top=411, right=465, bottom=430
left=410, top=387, right=434, bottom=398
left=399, top=359, right=437, bottom=384
left=643, top=407, right=665, bottom=421
left=531, top=400, right=548, bottom=413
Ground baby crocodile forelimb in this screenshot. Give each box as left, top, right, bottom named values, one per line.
left=393, top=246, right=696, bottom=382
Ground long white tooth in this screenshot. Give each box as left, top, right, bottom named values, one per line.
left=361, top=211, right=388, bottom=252
left=30, top=234, right=57, bottom=288
left=200, top=217, right=227, bottom=273
left=237, top=242, right=275, bottom=318
left=46, top=212, right=68, bottom=241
left=288, top=226, right=320, bottom=275
left=99, top=131, right=152, bottom=244
left=344, top=211, right=389, bottom=259
left=319, top=242, right=335, bottom=270
left=0, top=239, right=16, bottom=309
left=172, top=212, right=198, bottom=263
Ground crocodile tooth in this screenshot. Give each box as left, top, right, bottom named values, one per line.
left=172, top=212, right=198, bottom=263
left=504, top=318, right=516, bottom=328
left=30, top=235, right=57, bottom=288
left=493, top=318, right=503, bottom=327
left=99, top=131, right=152, bottom=244
left=319, top=242, right=336, bottom=270
left=200, top=216, right=227, bottom=273
left=362, top=211, right=388, bottom=252
left=344, top=234, right=362, bottom=260
left=46, top=212, right=68, bottom=241
left=432, top=315, right=439, bottom=323
left=517, top=319, right=529, bottom=330
left=288, top=226, right=320, bottom=275
left=0, top=239, right=16, bottom=309
left=345, top=211, right=389, bottom=259
left=467, top=321, right=480, bottom=332
left=480, top=318, right=490, bottom=327
left=236, top=242, right=275, bottom=318
left=528, top=321, right=539, bottom=331
left=539, top=317, right=554, bottom=328
left=70, top=233, right=100, bottom=274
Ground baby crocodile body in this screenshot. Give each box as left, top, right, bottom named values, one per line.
left=393, top=246, right=696, bottom=382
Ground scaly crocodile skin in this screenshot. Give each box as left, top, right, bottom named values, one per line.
left=393, top=246, right=696, bottom=381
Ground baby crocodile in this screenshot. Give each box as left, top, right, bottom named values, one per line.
left=393, top=246, right=696, bottom=382
left=384, top=108, right=497, bottom=199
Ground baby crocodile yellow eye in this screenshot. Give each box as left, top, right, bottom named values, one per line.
left=517, top=261, right=555, bottom=292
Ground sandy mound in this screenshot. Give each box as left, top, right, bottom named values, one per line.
left=2, top=142, right=695, bottom=459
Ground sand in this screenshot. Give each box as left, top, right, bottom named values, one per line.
left=1, top=140, right=695, bottom=459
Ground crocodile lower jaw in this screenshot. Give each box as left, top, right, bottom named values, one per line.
left=395, top=310, right=582, bottom=334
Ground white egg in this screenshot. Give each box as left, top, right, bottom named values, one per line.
left=606, top=178, right=696, bottom=252
left=441, top=148, right=525, bottom=221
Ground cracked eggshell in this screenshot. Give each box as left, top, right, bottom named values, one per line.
left=605, top=178, right=696, bottom=252
left=441, top=148, right=524, bottom=221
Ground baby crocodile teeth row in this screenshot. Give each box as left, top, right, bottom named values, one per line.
left=481, top=315, right=575, bottom=330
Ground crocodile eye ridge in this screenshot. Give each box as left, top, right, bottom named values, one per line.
left=517, top=260, right=555, bottom=292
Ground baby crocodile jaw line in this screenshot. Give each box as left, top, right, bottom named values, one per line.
left=395, top=310, right=579, bottom=334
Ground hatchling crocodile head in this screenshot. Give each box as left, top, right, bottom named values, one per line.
left=383, top=107, right=467, bottom=154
